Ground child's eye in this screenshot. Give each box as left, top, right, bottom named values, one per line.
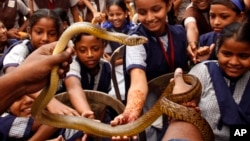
left=93, top=46, right=101, bottom=51
left=49, top=32, right=57, bottom=36
left=210, top=14, right=215, bottom=19
left=152, top=6, right=161, bottom=13
left=138, top=10, right=146, bottom=15
left=221, top=51, right=232, bottom=57
left=239, top=54, right=250, bottom=59
left=221, top=15, right=229, bottom=20
left=77, top=48, right=86, bottom=53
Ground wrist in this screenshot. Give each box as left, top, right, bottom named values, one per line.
left=188, top=41, right=199, bottom=47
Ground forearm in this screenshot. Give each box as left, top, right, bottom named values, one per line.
left=186, top=22, right=199, bottom=44
left=71, top=6, right=80, bottom=22
left=69, top=90, right=92, bottom=114
left=83, top=0, right=98, bottom=13
left=124, top=69, right=148, bottom=118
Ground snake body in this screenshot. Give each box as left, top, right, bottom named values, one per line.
left=31, top=22, right=214, bottom=141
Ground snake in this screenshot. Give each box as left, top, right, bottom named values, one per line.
left=31, top=22, right=214, bottom=141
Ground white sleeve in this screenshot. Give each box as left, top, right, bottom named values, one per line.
left=184, top=17, right=196, bottom=27
left=66, top=57, right=81, bottom=79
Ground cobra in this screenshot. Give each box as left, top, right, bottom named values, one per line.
left=31, top=22, right=214, bottom=141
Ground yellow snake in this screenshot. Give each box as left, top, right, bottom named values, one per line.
left=31, top=22, right=214, bottom=141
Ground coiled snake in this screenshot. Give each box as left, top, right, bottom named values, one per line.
left=31, top=22, right=214, bottom=141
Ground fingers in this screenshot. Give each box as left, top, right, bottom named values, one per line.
left=209, top=43, right=215, bottom=52
left=81, top=134, right=88, bottom=141
left=172, top=68, right=192, bottom=94
left=81, top=111, right=95, bottom=119
left=173, top=68, right=185, bottom=86
left=112, top=135, right=138, bottom=141
left=187, top=45, right=197, bottom=64
left=110, top=114, right=125, bottom=126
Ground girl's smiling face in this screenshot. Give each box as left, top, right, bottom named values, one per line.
left=107, top=5, right=128, bottom=29
left=217, top=38, right=250, bottom=78
left=9, top=95, right=35, bottom=117
left=135, top=0, right=171, bottom=36
left=30, top=17, right=59, bottom=49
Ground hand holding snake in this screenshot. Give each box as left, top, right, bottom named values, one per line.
left=31, top=22, right=214, bottom=141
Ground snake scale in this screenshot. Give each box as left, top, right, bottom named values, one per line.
left=31, top=22, right=214, bottom=141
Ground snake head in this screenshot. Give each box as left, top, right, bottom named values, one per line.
left=125, top=35, right=148, bottom=46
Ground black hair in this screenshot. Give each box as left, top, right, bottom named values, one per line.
left=72, top=33, right=107, bottom=46
left=53, top=8, right=70, bottom=26
left=167, top=3, right=177, bottom=25
left=29, top=8, right=62, bottom=35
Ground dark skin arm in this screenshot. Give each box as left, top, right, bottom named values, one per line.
left=0, top=42, right=74, bottom=114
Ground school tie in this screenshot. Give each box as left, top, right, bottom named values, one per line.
left=89, top=74, right=95, bottom=89
left=229, top=80, right=236, bottom=95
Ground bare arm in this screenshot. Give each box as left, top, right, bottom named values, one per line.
left=70, top=5, right=81, bottom=22
left=124, top=68, right=148, bottom=119
left=111, top=68, right=148, bottom=126
left=185, top=21, right=199, bottom=64
left=64, top=76, right=94, bottom=118
left=0, top=42, right=74, bottom=114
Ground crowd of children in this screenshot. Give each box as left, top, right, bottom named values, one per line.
left=0, top=0, right=250, bottom=140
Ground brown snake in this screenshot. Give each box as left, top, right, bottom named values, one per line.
left=31, top=22, right=214, bottom=141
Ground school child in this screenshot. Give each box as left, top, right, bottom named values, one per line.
left=2, top=8, right=79, bottom=116
left=109, top=0, right=189, bottom=140
left=3, top=8, right=61, bottom=72
left=0, top=93, right=85, bottom=141
left=0, top=0, right=31, bottom=39
left=0, top=21, right=16, bottom=54
left=189, top=19, right=250, bottom=140
left=63, top=33, right=114, bottom=140
left=182, top=0, right=212, bottom=63
left=193, top=0, right=245, bottom=62
left=101, top=0, right=134, bottom=101
left=0, top=94, right=61, bottom=140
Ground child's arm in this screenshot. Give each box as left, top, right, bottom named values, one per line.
left=64, top=76, right=94, bottom=119
left=82, top=0, right=104, bottom=23
left=30, top=91, right=80, bottom=116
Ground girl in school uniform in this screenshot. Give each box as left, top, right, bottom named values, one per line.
left=2, top=9, right=79, bottom=117
left=110, top=0, right=189, bottom=140
left=189, top=19, right=250, bottom=141
left=163, top=17, right=250, bottom=141
left=197, top=0, right=245, bottom=61
left=101, top=0, right=135, bottom=101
